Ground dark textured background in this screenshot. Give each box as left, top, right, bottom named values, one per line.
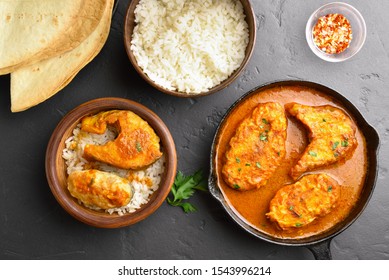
left=0, top=0, right=388, bottom=260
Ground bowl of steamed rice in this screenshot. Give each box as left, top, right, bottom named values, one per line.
left=46, top=98, right=177, bottom=228
left=124, top=0, right=256, bottom=97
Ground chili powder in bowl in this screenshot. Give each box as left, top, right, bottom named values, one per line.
left=306, top=2, right=366, bottom=62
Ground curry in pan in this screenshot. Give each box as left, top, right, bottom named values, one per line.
left=215, top=85, right=367, bottom=239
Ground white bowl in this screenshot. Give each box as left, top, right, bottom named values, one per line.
left=306, top=2, right=366, bottom=62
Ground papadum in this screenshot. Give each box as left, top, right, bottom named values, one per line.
left=0, top=0, right=107, bottom=74
left=10, top=0, right=114, bottom=112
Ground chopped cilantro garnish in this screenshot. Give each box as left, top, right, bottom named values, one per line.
left=260, top=133, right=268, bottom=141
left=328, top=186, right=333, bottom=192
left=256, top=162, right=262, bottom=168
left=233, top=184, right=240, bottom=189
left=235, top=157, right=241, bottom=163
left=308, top=151, right=317, bottom=157
left=341, top=140, right=349, bottom=147
left=332, top=141, right=339, bottom=151
left=245, top=163, right=251, bottom=166
left=135, top=141, right=142, bottom=152
left=262, top=118, right=269, bottom=124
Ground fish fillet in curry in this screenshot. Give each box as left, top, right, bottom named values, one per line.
left=67, top=169, right=133, bottom=209
left=266, top=173, right=340, bottom=230
left=81, top=110, right=162, bottom=170
left=222, top=102, right=287, bottom=191
left=286, top=103, right=357, bottom=180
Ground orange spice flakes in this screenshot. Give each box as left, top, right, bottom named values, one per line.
left=313, top=13, right=352, bottom=54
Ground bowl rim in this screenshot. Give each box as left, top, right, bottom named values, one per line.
left=305, top=1, right=367, bottom=62
left=123, top=0, right=257, bottom=97
left=45, top=97, right=177, bottom=228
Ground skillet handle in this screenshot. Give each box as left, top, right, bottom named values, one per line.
left=307, top=239, right=333, bottom=260
left=208, top=173, right=223, bottom=203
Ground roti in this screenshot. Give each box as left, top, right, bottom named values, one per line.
left=0, top=0, right=107, bottom=74
left=10, top=0, right=114, bottom=112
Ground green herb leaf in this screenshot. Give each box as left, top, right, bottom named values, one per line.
left=170, top=183, right=177, bottom=197
left=245, top=163, right=251, bottom=166
left=322, top=118, right=327, bottom=122
left=192, top=170, right=205, bottom=186
left=295, top=223, right=303, bottom=227
left=327, top=186, right=333, bottom=192
left=166, top=170, right=207, bottom=213
left=233, top=184, right=240, bottom=189
left=332, top=141, right=339, bottom=151
left=308, top=151, right=317, bottom=157
left=262, top=118, right=269, bottom=124
left=260, top=133, right=268, bottom=141
left=166, top=197, right=177, bottom=206
left=135, top=141, right=142, bottom=152
left=174, top=171, right=186, bottom=186
left=235, top=157, right=241, bottom=163
left=256, top=162, right=262, bottom=168
left=341, top=140, right=349, bottom=147
left=180, top=202, right=197, bottom=213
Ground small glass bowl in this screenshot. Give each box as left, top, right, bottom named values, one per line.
left=306, top=2, right=366, bottom=62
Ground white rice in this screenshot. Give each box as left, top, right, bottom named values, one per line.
left=130, top=0, right=249, bottom=94
left=62, top=124, right=165, bottom=215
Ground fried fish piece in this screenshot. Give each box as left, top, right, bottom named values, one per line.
left=266, top=173, right=340, bottom=230
left=222, top=102, right=287, bottom=191
left=67, top=169, right=133, bottom=209
left=81, top=110, right=162, bottom=170
left=286, top=103, right=357, bottom=180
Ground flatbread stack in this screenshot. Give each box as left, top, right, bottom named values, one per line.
left=0, top=0, right=114, bottom=112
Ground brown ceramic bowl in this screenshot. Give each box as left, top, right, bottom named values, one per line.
left=123, top=0, right=256, bottom=97
left=45, top=98, right=177, bottom=228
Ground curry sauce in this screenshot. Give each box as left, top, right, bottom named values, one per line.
left=215, top=85, right=367, bottom=239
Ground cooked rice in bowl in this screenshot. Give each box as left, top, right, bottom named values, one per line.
left=130, top=0, right=250, bottom=94
left=62, top=124, right=165, bottom=216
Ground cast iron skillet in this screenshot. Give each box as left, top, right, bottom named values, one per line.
left=113, top=0, right=120, bottom=15
left=208, top=80, right=380, bottom=259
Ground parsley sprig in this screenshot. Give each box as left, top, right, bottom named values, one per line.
left=167, top=170, right=207, bottom=213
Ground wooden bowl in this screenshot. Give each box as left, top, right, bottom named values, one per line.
left=123, top=0, right=256, bottom=97
left=45, top=98, right=177, bottom=228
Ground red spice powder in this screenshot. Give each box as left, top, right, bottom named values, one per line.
left=313, top=13, right=352, bottom=54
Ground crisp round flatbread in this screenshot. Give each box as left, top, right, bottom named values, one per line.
left=0, top=0, right=108, bottom=74
left=10, top=0, right=114, bottom=112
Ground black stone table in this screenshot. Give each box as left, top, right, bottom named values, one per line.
left=0, top=0, right=388, bottom=260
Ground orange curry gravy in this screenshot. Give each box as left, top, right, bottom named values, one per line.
left=215, top=85, right=367, bottom=239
